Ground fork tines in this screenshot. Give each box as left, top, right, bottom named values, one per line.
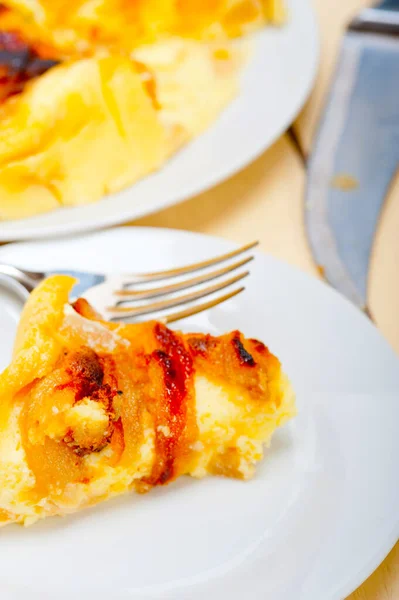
left=108, top=241, right=258, bottom=323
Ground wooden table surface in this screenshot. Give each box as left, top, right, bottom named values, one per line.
left=131, top=0, right=399, bottom=597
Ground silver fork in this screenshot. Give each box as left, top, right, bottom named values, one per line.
left=0, top=242, right=258, bottom=324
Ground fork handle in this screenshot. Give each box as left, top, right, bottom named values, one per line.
left=0, top=264, right=43, bottom=292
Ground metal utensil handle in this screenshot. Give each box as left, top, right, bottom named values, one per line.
left=350, top=2, right=399, bottom=33
left=0, top=264, right=42, bottom=292
left=378, top=0, right=399, bottom=11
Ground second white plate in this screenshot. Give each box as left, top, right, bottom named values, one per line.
left=0, top=0, right=318, bottom=241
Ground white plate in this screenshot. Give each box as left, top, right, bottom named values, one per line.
left=0, top=227, right=398, bottom=600
left=0, top=0, right=318, bottom=242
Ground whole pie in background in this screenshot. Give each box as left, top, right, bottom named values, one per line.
left=0, top=0, right=285, bottom=221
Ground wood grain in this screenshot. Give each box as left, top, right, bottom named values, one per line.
left=368, top=169, right=399, bottom=354
left=133, top=135, right=317, bottom=275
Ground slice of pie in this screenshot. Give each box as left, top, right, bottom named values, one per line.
left=0, top=275, right=296, bottom=527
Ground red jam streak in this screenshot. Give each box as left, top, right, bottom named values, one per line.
left=147, top=323, right=194, bottom=485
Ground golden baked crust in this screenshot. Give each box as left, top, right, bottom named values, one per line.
left=0, top=276, right=295, bottom=526
left=0, top=1, right=286, bottom=55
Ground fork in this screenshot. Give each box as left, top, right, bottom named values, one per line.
left=0, top=242, right=258, bottom=323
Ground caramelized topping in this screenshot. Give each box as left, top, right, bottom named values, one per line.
left=64, top=347, right=104, bottom=400
left=0, top=24, right=59, bottom=103
left=232, top=334, right=256, bottom=367
left=248, top=338, right=268, bottom=354
left=187, top=331, right=280, bottom=405
left=186, top=334, right=218, bottom=355
left=58, top=348, right=119, bottom=455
